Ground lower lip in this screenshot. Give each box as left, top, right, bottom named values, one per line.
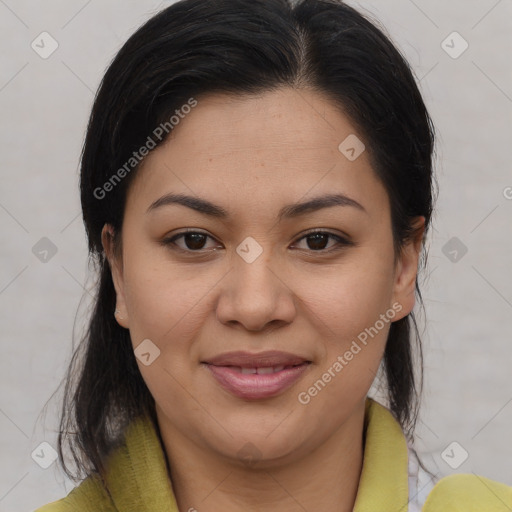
left=205, top=363, right=310, bottom=400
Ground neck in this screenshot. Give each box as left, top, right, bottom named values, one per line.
left=156, top=400, right=366, bottom=512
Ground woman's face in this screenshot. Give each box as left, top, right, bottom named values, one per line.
left=103, top=87, right=423, bottom=467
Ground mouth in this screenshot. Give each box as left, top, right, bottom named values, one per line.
left=202, top=351, right=312, bottom=400
left=224, top=363, right=305, bottom=374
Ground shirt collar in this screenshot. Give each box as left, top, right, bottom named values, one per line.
left=105, top=397, right=410, bottom=511
left=353, top=397, right=410, bottom=511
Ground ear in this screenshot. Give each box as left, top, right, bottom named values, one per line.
left=101, top=223, right=130, bottom=329
left=391, top=216, right=425, bottom=321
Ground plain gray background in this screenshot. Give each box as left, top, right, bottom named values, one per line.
left=1, top=0, right=511, bottom=510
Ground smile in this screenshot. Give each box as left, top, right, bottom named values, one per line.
left=229, top=364, right=300, bottom=374
left=203, top=354, right=311, bottom=400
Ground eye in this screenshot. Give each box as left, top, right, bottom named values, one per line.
left=292, top=230, right=353, bottom=253
left=161, top=229, right=353, bottom=254
left=162, top=230, right=220, bottom=252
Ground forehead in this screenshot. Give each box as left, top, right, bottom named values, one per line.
left=126, top=87, right=389, bottom=221
left=164, top=88, right=352, bottom=155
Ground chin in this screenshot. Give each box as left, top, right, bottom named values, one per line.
left=206, top=422, right=311, bottom=468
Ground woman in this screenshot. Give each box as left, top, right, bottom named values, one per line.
left=36, top=0, right=511, bottom=510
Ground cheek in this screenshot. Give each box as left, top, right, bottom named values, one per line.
left=297, top=266, right=394, bottom=420
left=296, top=249, right=395, bottom=400
left=121, top=259, right=212, bottom=406
left=122, top=237, right=396, bottom=347
left=298, top=252, right=396, bottom=338
left=122, top=246, right=215, bottom=341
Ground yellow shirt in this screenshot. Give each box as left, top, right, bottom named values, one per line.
left=35, top=398, right=512, bottom=511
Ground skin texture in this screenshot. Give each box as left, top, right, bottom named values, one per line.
left=102, top=87, right=424, bottom=512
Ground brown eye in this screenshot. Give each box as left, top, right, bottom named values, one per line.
left=305, top=233, right=331, bottom=250
left=161, top=229, right=353, bottom=255
left=293, top=230, right=353, bottom=253
left=179, top=233, right=208, bottom=250
left=162, top=230, right=220, bottom=252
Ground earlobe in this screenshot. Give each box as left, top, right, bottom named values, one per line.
left=101, top=224, right=130, bottom=329
left=391, top=217, right=425, bottom=321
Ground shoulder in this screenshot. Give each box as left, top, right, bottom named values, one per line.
left=34, top=473, right=115, bottom=512
left=422, top=473, right=512, bottom=511
left=406, top=445, right=512, bottom=511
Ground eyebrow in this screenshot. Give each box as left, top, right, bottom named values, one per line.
left=146, top=192, right=367, bottom=220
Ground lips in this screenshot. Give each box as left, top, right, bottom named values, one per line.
left=232, top=365, right=289, bottom=374
left=202, top=350, right=311, bottom=400
left=204, top=350, right=309, bottom=368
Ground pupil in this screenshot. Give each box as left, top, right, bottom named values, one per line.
left=185, top=233, right=206, bottom=250
left=308, top=233, right=327, bottom=250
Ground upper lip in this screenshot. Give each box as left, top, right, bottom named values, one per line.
left=203, top=350, right=310, bottom=368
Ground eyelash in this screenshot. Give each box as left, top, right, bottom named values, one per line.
left=160, top=228, right=354, bottom=255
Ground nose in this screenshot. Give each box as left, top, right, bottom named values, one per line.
left=215, top=249, right=297, bottom=332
